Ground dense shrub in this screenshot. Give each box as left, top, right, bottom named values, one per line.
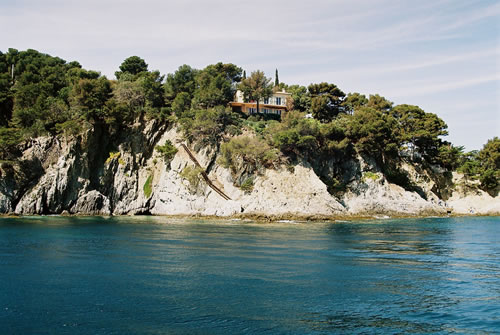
left=155, top=140, right=178, bottom=161
left=219, top=136, right=279, bottom=174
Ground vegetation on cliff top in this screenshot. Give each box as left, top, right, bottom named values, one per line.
left=0, top=48, right=497, bottom=194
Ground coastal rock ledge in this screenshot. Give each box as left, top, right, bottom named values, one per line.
left=0, top=123, right=498, bottom=218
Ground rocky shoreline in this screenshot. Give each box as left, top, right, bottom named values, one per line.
left=1, top=121, right=498, bottom=218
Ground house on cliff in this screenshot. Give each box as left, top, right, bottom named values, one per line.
left=229, top=89, right=291, bottom=116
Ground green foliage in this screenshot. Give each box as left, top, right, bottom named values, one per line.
left=69, top=76, right=112, bottom=122
left=366, top=94, right=393, bottom=112
left=105, top=151, right=121, bottom=165
left=115, top=56, right=148, bottom=79
left=323, top=176, right=346, bottom=194
left=238, top=70, right=273, bottom=114
left=479, top=169, right=498, bottom=191
left=180, top=107, right=241, bottom=146
left=0, top=127, right=22, bottom=159
left=112, top=79, right=145, bottom=110
left=391, top=104, right=448, bottom=161
left=437, top=143, right=463, bottom=170
left=219, top=136, right=279, bottom=174
left=345, top=107, right=398, bottom=161
left=164, top=64, right=198, bottom=104
left=244, top=119, right=279, bottom=136
left=266, top=111, right=319, bottom=155
left=180, top=165, right=203, bottom=191
left=172, top=91, right=192, bottom=118
left=155, top=140, right=178, bottom=161
left=362, top=171, right=380, bottom=182
left=240, top=178, right=254, bottom=193
left=286, top=85, right=311, bottom=112
left=455, top=140, right=499, bottom=193
left=2, top=49, right=82, bottom=135
left=138, top=70, right=164, bottom=108
left=55, top=119, right=86, bottom=138
left=308, top=82, right=345, bottom=122
left=192, top=62, right=242, bottom=109
left=477, top=137, right=500, bottom=192
left=478, top=137, right=500, bottom=172
left=342, top=92, right=367, bottom=114
left=143, top=175, right=153, bottom=198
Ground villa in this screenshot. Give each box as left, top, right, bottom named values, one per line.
left=229, top=89, right=291, bottom=116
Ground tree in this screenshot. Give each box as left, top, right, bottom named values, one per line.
left=346, top=107, right=398, bottom=162
left=238, top=70, right=273, bottom=115
left=478, top=137, right=500, bottom=172
left=342, top=92, right=367, bottom=114
left=172, top=91, right=192, bottom=118
left=0, top=127, right=22, bottom=159
left=308, top=82, right=345, bottom=122
left=286, top=85, right=311, bottom=112
left=477, top=137, right=500, bottom=192
left=70, top=76, right=112, bottom=122
left=437, top=143, right=463, bottom=170
left=115, top=56, right=148, bottom=79
left=0, top=52, right=13, bottom=126
left=192, top=62, right=242, bottom=109
left=112, top=80, right=145, bottom=110
left=164, top=64, right=198, bottom=105
left=275, top=69, right=279, bottom=87
left=366, top=94, right=393, bottom=112
left=7, top=49, right=74, bottom=133
left=137, top=70, right=164, bottom=108
left=391, top=104, right=448, bottom=160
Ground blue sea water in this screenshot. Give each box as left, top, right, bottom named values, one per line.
left=0, top=216, right=499, bottom=334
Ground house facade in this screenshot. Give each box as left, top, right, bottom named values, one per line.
left=229, top=89, right=291, bottom=116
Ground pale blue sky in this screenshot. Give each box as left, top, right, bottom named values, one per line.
left=1, top=0, right=499, bottom=150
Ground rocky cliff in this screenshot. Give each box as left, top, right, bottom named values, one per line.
left=0, top=121, right=498, bottom=218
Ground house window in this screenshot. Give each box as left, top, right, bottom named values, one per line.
left=248, top=107, right=256, bottom=114
left=264, top=98, right=269, bottom=104
left=276, top=97, right=281, bottom=105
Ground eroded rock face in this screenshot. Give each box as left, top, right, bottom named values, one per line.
left=240, top=165, right=345, bottom=216
left=71, top=190, right=110, bottom=215
left=0, top=186, right=13, bottom=213
left=343, top=177, right=447, bottom=216
left=14, top=140, right=82, bottom=214
left=1, top=121, right=498, bottom=217
left=445, top=173, right=500, bottom=215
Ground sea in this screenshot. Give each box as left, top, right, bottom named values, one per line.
left=0, top=216, right=499, bottom=334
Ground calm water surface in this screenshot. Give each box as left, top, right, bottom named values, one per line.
left=0, top=216, right=499, bottom=334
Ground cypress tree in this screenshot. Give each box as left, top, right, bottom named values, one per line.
left=275, top=69, right=279, bottom=86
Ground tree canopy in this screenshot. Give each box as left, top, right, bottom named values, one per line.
left=115, top=56, right=148, bottom=79
left=308, top=82, right=345, bottom=122
left=238, top=70, right=273, bottom=114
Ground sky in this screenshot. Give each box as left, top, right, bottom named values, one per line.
left=1, top=0, right=499, bottom=150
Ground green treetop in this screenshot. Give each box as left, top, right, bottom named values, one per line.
left=115, top=56, right=148, bottom=79
left=308, top=82, right=346, bottom=122
left=238, top=70, right=273, bottom=114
